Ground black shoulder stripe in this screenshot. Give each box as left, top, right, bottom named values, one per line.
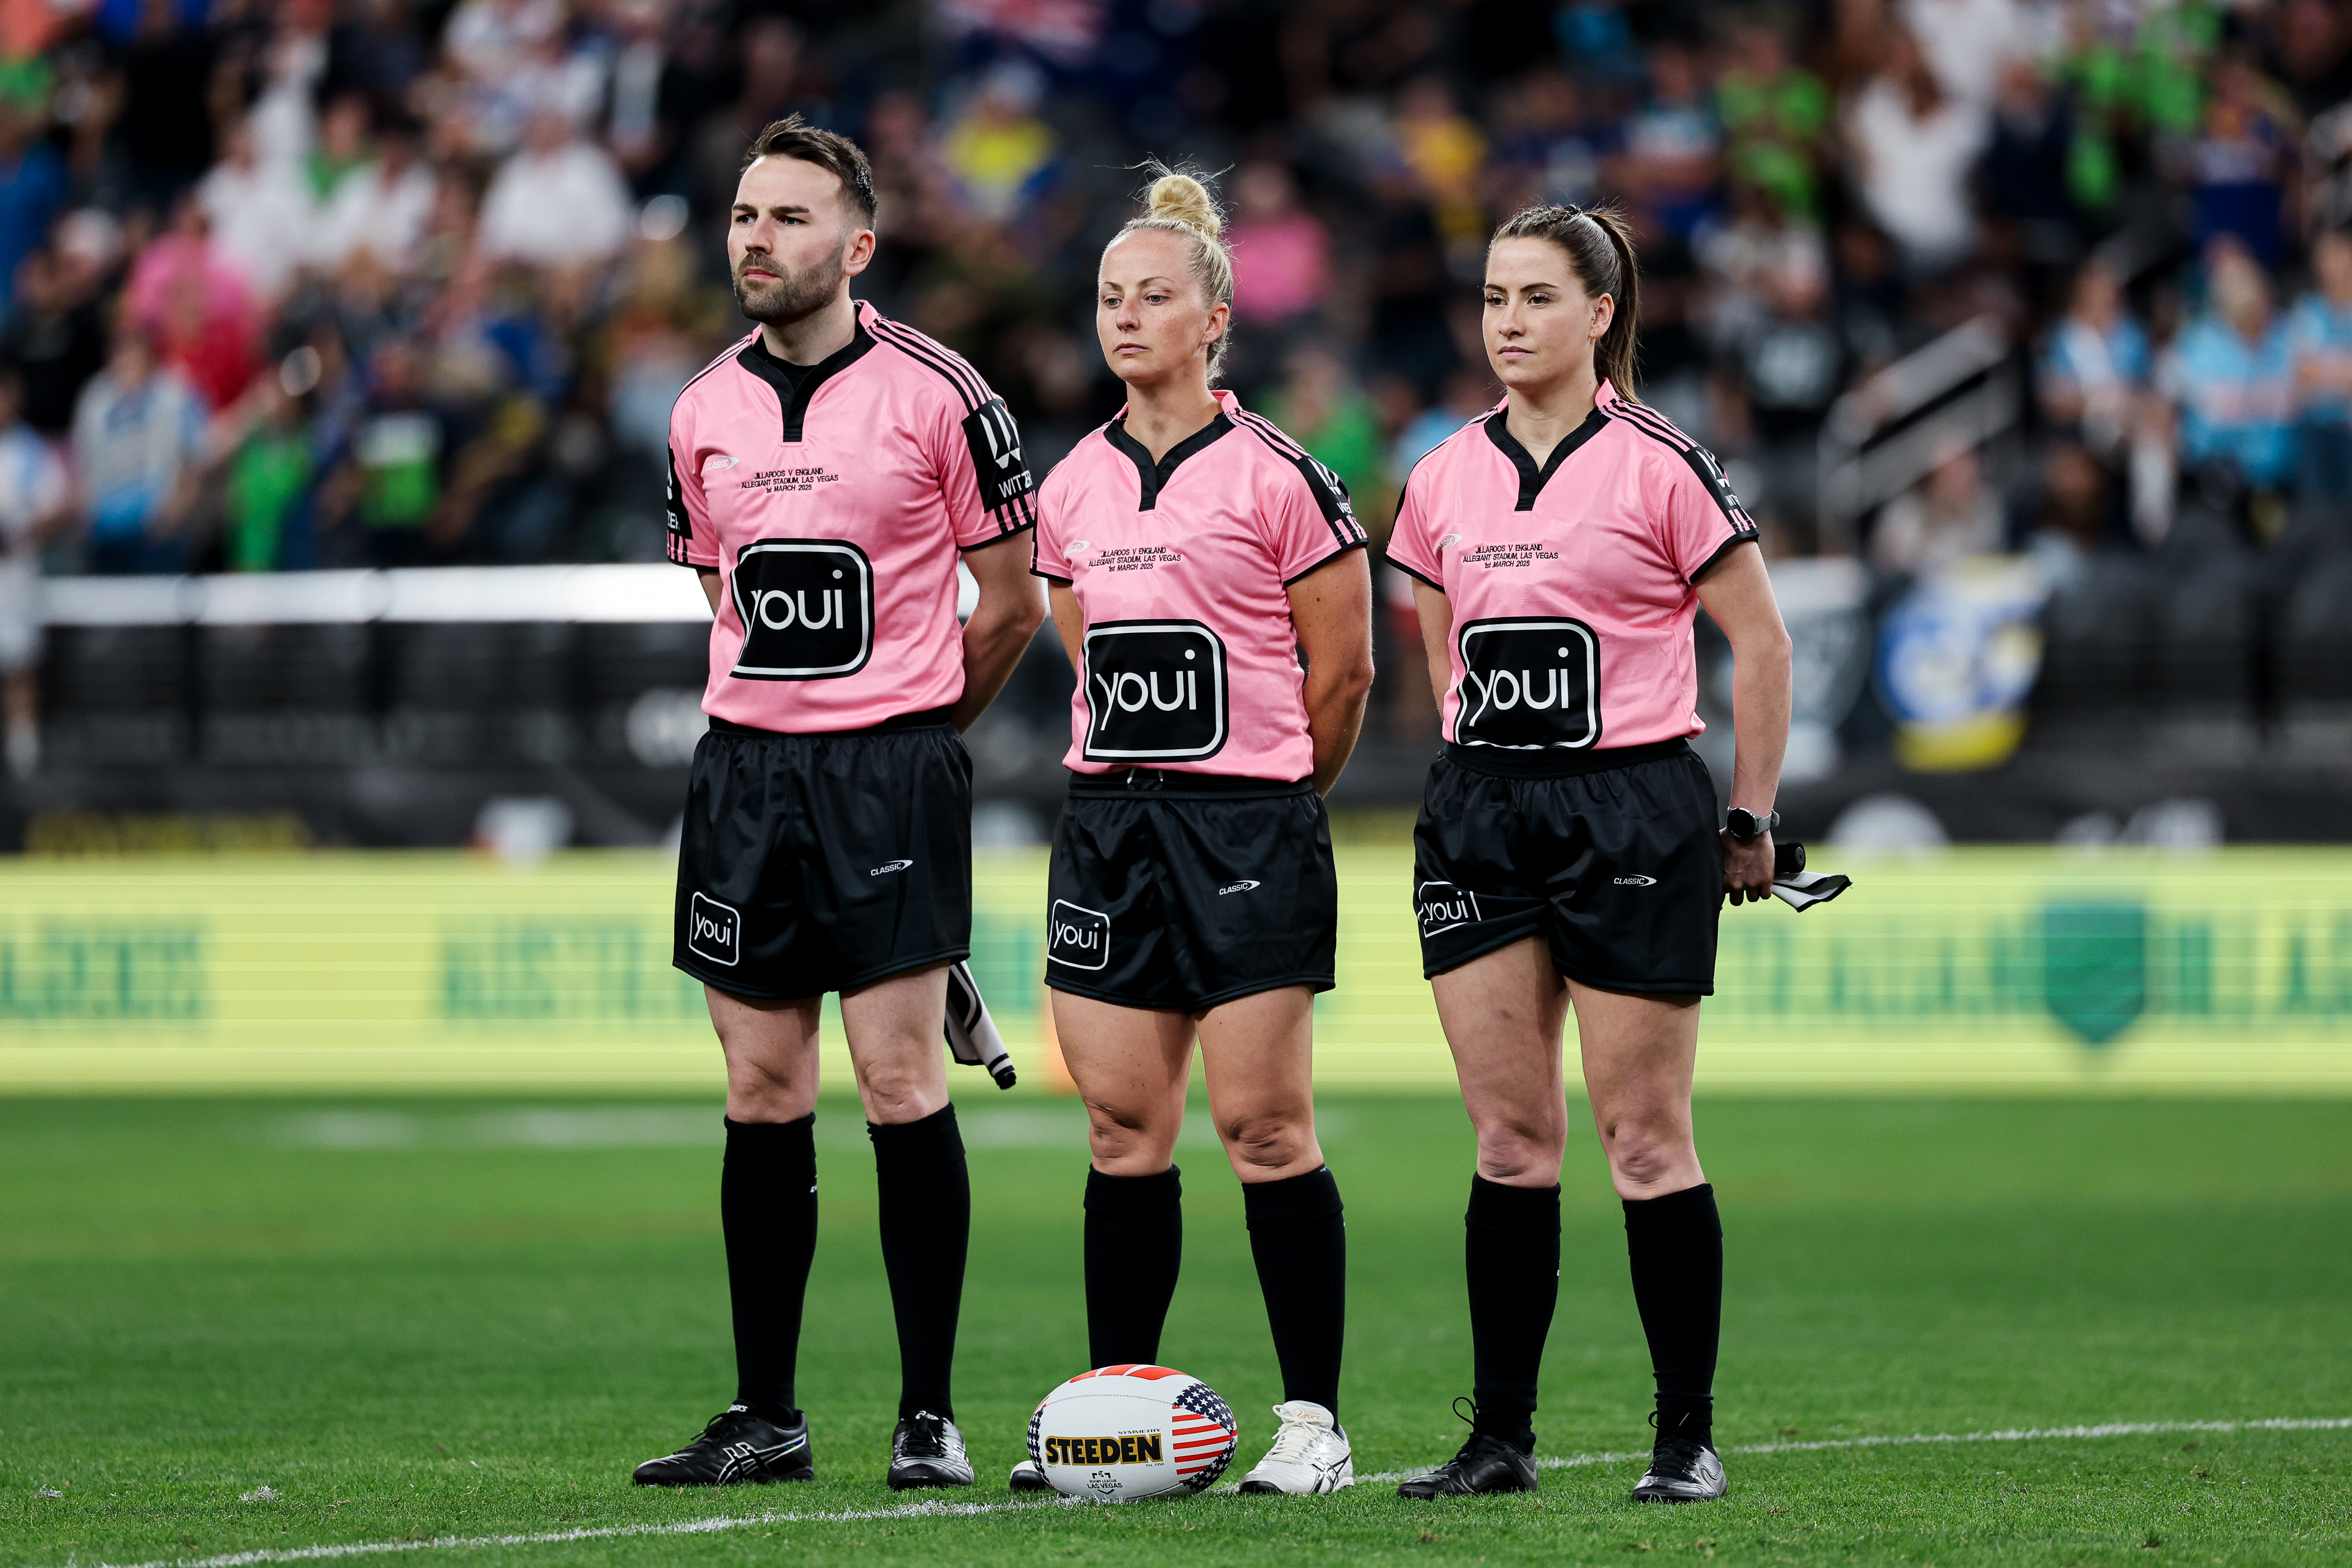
left=1609, top=401, right=1698, bottom=453
left=869, top=316, right=987, bottom=410
left=672, top=333, right=757, bottom=416
left=1232, top=408, right=1310, bottom=460
left=1604, top=402, right=1756, bottom=540
left=1235, top=413, right=1361, bottom=549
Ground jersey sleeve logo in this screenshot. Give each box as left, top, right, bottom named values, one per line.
left=1684, top=442, right=1756, bottom=532
left=1079, top=619, right=1229, bottom=762
left=1454, top=617, right=1602, bottom=750
left=729, top=538, right=875, bottom=680
left=665, top=450, right=692, bottom=545
left=961, top=396, right=1038, bottom=515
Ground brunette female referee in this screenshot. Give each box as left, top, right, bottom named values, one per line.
left=1005, top=170, right=1376, bottom=1496
left=1385, top=204, right=1792, bottom=1504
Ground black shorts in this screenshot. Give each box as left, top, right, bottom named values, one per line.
left=1046, top=772, right=1337, bottom=1012
left=673, top=711, right=972, bottom=1000
left=1413, top=738, right=1722, bottom=993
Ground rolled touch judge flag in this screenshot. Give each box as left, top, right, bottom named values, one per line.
left=1770, top=841, right=1851, bottom=912
left=944, top=959, right=1018, bottom=1089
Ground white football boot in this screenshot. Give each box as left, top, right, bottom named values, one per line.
left=1007, top=1458, right=1053, bottom=1494
left=1237, top=1401, right=1355, bottom=1494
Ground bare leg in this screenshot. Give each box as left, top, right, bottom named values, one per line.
left=1567, top=979, right=1703, bottom=1200
left=1196, top=984, right=1324, bottom=1183
left=1430, top=936, right=1573, bottom=1187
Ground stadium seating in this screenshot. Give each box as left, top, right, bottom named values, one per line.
left=2276, top=551, right=2352, bottom=763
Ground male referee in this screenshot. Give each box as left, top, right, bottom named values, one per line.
left=633, top=116, right=1043, bottom=1491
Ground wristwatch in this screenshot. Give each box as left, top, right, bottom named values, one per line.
left=1725, top=806, right=1780, bottom=842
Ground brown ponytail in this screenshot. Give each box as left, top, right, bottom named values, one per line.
left=1490, top=203, right=1643, bottom=403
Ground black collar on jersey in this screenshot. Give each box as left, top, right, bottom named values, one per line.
left=1483, top=404, right=1610, bottom=511
left=736, top=324, right=875, bottom=442
left=1105, top=413, right=1233, bottom=511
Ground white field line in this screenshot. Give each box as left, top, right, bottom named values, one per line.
left=1355, top=1413, right=2352, bottom=1483
left=41, top=1415, right=2352, bottom=1568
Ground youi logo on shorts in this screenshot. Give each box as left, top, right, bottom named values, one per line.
left=1416, top=880, right=1481, bottom=937
left=1454, top=617, right=1602, bottom=750
left=1046, top=898, right=1110, bottom=970
left=687, top=892, right=741, bottom=967
left=1080, top=619, right=1229, bottom=762
left=729, top=538, right=875, bottom=680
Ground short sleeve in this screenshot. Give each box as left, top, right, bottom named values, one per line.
left=934, top=380, right=1039, bottom=550
left=664, top=412, right=716, bottom=569
left=1383, top=460, right=1443, bottom=589
left=1656, top=441, right=1760, bottom=585
left=1261, top=447, right=1367, bottom=585
left=1030, top=464, right=1072, bottom=581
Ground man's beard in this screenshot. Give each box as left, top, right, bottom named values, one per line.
left=732, top=240, right=846, bottom=326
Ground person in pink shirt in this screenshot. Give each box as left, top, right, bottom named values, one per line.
left=1006, top=170, right=1374, bottom=1499
left=641, top=116, right=1045, bottom=1494
left=1385, top=204, right=1793, bottom=1505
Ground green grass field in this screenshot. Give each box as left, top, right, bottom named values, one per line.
left=4, top=1093, right=2349, bottom=1567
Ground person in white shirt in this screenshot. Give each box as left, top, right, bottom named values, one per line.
left=477, top=109, right=634, bottom=263
left=0, top=365, right=69, bottom=778
left=317, top=119, right=437, bottom=274
left=1843, top=30, right=1990, bottom=272
left=196, top=119, right=316, bottom=304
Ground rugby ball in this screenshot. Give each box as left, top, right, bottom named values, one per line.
left=1026, top=1365, right=1239, bottom=1501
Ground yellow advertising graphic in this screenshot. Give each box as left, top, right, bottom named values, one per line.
left=2, top=848, right=2349, bottom=1092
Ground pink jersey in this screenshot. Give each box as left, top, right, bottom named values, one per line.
left=1385, top=379, right=1757, bottom=752
left=1033, top=390, right=1367, bottom=779
left=665, top=299, right=1037, bottom=732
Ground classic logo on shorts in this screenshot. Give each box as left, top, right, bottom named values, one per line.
left=687, top=892, right=741, bottom=967
left=1047, top=898, right=1110, bottom=970
left=1417, top=880, right=1481, bottom=937
left=729, top=538, right=874, bottom=680
left=1454, top=617, right=1602, bottom=749
left=1080, top=619, right=1229, bottom=762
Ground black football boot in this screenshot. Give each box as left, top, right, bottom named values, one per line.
left=886, top=1411, right=975, bottom=1490
left=631, top=1405, right=813, bottom=1486
left=1631, top=1412, right=1726, bottom=1502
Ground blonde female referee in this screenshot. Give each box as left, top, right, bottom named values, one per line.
left=1385, top=204, right=1793, bottom=1504
left=1007, top=169, right=1376, bottom=1496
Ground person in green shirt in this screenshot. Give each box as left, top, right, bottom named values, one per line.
left=1261, top=343, right=1390, bottom=535
left=221, top=377, right=315, bottom=572
left=1715, top=18, right=1831, bottom=224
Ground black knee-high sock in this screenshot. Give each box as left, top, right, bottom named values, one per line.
left=1465, top=1175, right=1561, bottom=1453
left=721, top=1114, right=819, bottom=1420
left=1242, top=1166, right=1346, bottom=1417
left=869, top=1105, right=969, bottom=1420
left=1623, top=1182, right=1723, bottom=1449
left=1084, top=1165, right=1183, bottom=1368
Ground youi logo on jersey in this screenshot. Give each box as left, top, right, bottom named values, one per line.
left=1079, top=619, right=1229, bottom=762
left=729, top=538, right=875, bottom=680
left=1454, top=617, right=1602, bottom=749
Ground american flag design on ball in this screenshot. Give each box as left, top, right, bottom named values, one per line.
left=1027, top=1365, right=1239, bottom=1501
left=1169, top=1379, right=1238, bottom=1490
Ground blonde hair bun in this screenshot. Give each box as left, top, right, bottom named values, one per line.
left=1146, top=172, right=1223, bottom=240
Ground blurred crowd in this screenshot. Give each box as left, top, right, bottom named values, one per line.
left=0, top=0, right=2346, bottom=758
